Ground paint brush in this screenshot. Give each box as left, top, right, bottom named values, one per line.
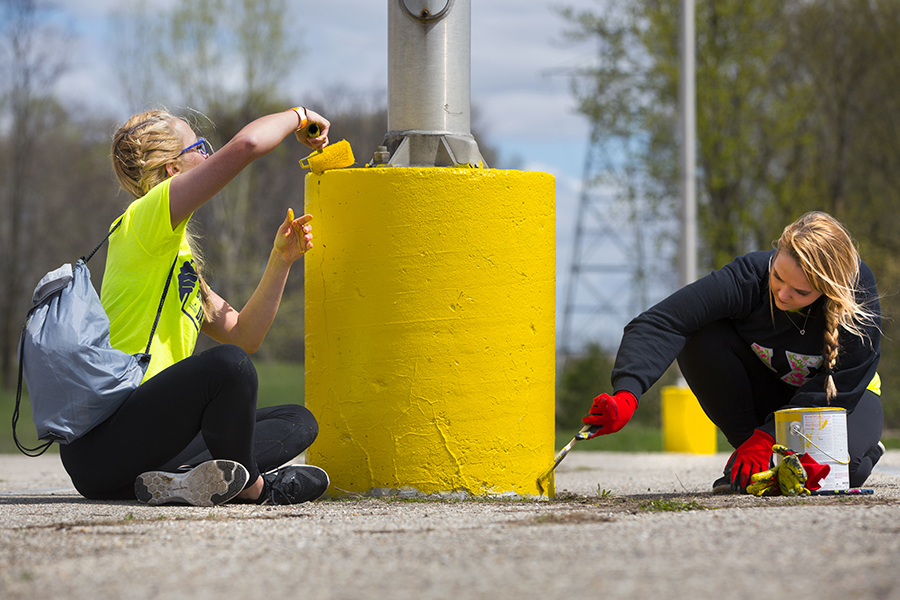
left=299, top=139, right=355, bottom=175
left=535, top=423, right=601, bottom=497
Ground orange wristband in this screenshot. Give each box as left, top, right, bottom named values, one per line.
left=291, top=107, right=308, bottom=131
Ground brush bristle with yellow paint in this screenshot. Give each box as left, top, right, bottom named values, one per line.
left=299, top=139, right=355, bottom=174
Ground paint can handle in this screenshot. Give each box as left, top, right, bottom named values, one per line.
left=789, top=423, right=850, bottom=464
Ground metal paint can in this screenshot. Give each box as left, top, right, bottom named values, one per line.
left=774, top=407, right=850, bottom=491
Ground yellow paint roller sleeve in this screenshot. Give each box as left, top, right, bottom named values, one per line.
left=304, top=167, right=556, bottom=498
left=299, top=140, right=355, bottom=174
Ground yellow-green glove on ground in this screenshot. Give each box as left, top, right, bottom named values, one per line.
left=747, top=465, right=780, bottom=496
left=746, top=445, right=810, bottom=497
left=774, top=445, right=809, bottom=496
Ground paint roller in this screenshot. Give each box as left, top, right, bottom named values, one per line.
left=535, top=423, right=601, bottom=497
left=299, top=139, right=355, bottom=175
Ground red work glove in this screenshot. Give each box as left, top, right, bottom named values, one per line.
left=581, top=391, right=638, bottom=439
left=798, top=453, right=831, bottom=491
left=731, top=430, right=775, bottom=490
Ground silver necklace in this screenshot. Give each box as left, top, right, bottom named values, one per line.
left=787, top=308, right=811, bottom=335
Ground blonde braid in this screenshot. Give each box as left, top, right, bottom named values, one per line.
left=822, top=300, right=841, bottom=403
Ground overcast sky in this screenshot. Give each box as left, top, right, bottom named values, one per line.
left=46, top=0, right=631, bottom=348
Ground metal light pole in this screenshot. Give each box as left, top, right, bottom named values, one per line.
left=377, top=0, right=487, bottom=167
left=679, top=0, right=696, bottom=287
left=664, top=0, right=716, bottom=457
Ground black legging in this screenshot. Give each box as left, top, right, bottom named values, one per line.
left=677, top=319, right=883, bottom=487
left=60, top=344, right=318, bottom=500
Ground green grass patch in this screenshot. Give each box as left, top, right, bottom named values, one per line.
left=556, top=425, right=734, bottom=454
left=555, top=425, right=663, bottom=452
left=0, top=360, right=305, bottom=454
left=256, top=361, right=305, bottom=409
left=882, top=431, right=900, bottom=450
left=556, top=425, right=900, bottom=454
left=0, top=386, right=51, bottom=455
left=640, top=499, right=710, bottom=512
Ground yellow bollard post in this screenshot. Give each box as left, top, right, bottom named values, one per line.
left=661, top=385, right=717, bottom=454
left=304, top=167, right=556, bottom=498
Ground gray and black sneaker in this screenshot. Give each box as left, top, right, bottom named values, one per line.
left=135, top=459, right=249, bottom=506
left=711, top=475, right=733, bottom=494
left=257, top=464, right=329, bottom=505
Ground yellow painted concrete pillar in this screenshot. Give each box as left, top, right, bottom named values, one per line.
left=661, top=385, right=717, bottom=454
left=304, top=167, right=556, bottom=498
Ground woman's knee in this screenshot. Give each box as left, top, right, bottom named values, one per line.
left=198, top=345, right=258, bottom=394
left=298, top=405, right=319, bottom=443
left=849, top=443, right=884, bottom=487
left=846, top=390, right=884, bottom=487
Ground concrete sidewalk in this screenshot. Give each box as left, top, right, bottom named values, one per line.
left=2, top=450, right=899, bottom=600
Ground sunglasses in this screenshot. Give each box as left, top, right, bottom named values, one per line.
left=178, top=138, right=213, bottom=158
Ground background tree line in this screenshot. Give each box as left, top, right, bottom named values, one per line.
left=0, top=0, right=392, bottom=385
left=556, top=0, right=900, bottom=432
left=4, top=0, right=899, bottom=435
left=0, top=0, right=499, bottom=391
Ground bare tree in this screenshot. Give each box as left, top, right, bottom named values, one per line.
left=0, top=0, right=69, bottom=387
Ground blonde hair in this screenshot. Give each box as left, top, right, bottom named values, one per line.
left=111, top=109, right=215, bottom=320
left=773, top=211, right=877, bottom=402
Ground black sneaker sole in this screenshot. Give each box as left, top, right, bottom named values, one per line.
left=135, top=460, right=249, bottom=506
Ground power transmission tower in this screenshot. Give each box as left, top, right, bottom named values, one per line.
left=558, top=125, right=650, bottom=370
left=558, top=2, right=694, bottom=378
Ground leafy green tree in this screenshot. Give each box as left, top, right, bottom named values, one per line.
left=560, top=0, right=820, bottom=269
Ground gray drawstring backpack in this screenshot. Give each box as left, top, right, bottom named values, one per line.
left=13, top=220, right=177, bottom=455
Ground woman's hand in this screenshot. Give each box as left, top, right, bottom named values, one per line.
left=201, top=208, right=312, bottom=352
left=297, top=108, right=330, bottom=150
left=730, top=429, right=775, bottom=490
left=274, top=208, right=313, bottom=265
left=581, top=391, right=638, bottom=437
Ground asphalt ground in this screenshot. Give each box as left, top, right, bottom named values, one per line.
left=2, top=450, right=899, bottom=600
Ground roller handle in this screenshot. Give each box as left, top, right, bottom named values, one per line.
left=575, top=423, right=603, bottom=441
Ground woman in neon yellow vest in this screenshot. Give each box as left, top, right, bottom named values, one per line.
left=60, top=107, right=331, bottom=506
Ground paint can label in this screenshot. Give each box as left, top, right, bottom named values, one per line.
left=775, top=407, right=849, bottom=491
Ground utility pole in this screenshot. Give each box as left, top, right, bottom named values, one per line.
left=559, top=0, right=694, bottom=371
left=679, top=0, right=697, bottom=287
